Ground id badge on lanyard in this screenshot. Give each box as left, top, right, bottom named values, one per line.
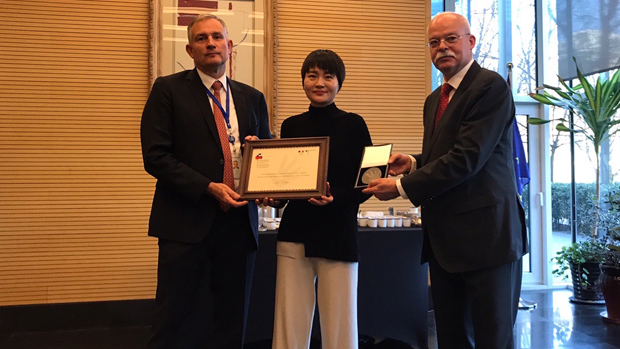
left=232, top=146, right=242, bottom=189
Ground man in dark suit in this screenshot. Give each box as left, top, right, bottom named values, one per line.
left=140, top=14, right=270, bottom=349
left=363, top=12, right=527, bottom=349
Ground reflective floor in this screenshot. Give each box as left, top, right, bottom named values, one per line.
left=1, top=289, right=619, bottom=348
left=509, top=289, right=620, bottom=349
left=426, top=289, right=620, bottom=348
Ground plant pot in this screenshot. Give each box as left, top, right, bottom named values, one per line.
left=569, top=262, right=605, bottom=304
left=600, top=264, right=620, bottom=324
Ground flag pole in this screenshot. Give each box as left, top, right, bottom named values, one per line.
left=507, top=62, right=514, bottom=92
left=507, top=61, right=538, bottom=311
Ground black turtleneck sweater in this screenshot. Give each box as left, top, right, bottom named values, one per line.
left=277, top=103, right=372, bottom=262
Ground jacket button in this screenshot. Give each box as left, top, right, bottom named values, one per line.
left=219, top=159, right=224, bottom=165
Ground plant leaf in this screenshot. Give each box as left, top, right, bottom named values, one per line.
left=528, top=117, right=552, bottom=125
left=556, top=123, right=581, bottom=133
left=574, top=57, right=597, bottom=114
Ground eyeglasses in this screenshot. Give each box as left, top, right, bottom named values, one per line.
left=427, top=34, right=470, bottom=49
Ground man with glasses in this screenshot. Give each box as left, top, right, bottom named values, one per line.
left=364, top=12, right=527, bottom=349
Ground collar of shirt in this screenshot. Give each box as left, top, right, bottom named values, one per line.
left=443, top=59, right=474, bottom=98
left=196, top=68, right=227, bottom=94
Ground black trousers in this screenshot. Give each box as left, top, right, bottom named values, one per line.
left=429, top=253, right=522, bottom=349
left=147, top=208, right=256, bottom=349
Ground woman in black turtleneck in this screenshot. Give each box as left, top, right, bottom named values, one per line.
left=268, top=49, right=372, bottom=349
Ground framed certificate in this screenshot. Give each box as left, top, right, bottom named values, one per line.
left=355, top=144, right=393, bottom=188
left=238, top=137, right=330, bottom=200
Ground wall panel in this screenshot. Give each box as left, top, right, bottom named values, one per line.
left=0, top=0, right=155, bottom=306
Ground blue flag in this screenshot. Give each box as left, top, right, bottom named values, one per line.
left=513, top=119, right=530, bottom=195
left=507, top=71, right=530, bottom=195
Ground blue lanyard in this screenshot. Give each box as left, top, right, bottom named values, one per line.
left=205, top=80, right=235, bottom=145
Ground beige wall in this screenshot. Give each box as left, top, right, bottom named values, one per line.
left=0, top=0, right=156, bottom=306
left=0, top=0, right=429, bottom=306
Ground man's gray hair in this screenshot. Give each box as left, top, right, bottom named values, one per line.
left=187, top=14, right=228, bottom=42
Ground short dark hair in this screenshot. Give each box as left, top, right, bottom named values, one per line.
left=301, top=49, right=346, bottom=91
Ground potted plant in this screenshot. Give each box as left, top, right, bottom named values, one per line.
left=528, top=57, right=620, bottom=238
left=550, top=238, right=607, bottom=303
left=529, top=57, right=620, bottom=303
left=600, top=190, right=620, bottom=323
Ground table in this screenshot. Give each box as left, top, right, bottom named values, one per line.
left=245, top=227, right=428, bottom=348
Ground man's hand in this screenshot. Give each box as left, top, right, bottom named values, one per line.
left=362, top=178, right=400, bottom=201
left=389, top=153, right=413, bottom=176
left=308, top=182, right=333, bottom=206
left=255, top=197, right=281, bottom=207
left=207, top=182, right=248, bottom=212
left=243, top=135, right=259, bottom=149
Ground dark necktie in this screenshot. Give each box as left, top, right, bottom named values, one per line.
left=434, top=83, right=454, bottom=130
left=211, top=81, right=234, bottom=189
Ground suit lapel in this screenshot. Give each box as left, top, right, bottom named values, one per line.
left=423, top=88, right=441, bottom=160
left=229, top=78, right=249, bottom=141
left=423, top=62, right=482, bottom=163
left=186, top=68, right=223, bottom=154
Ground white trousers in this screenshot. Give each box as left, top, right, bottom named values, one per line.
left=272, top=241, right=358, bottom=349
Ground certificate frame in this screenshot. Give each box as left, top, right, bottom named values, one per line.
left=238, top=137, right=329, bottom=200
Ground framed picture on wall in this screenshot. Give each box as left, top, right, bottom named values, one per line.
left=149, top=0, right=267, bottom=91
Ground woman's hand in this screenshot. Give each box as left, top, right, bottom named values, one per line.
left=308, top=182, right=333, bottom=206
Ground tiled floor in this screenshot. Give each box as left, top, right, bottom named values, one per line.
left=1, top=289, right=619, bottom=348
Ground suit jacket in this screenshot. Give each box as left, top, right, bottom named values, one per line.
left=401, top=61, right=527, bottom=273
left=140, top=68, right=271, bottom=245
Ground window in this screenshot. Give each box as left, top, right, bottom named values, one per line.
left=432, top=0, right=537, bottom=98
left=429, top=0, right=620, bottom=288
left=545, top=0, right=620, bottom=284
